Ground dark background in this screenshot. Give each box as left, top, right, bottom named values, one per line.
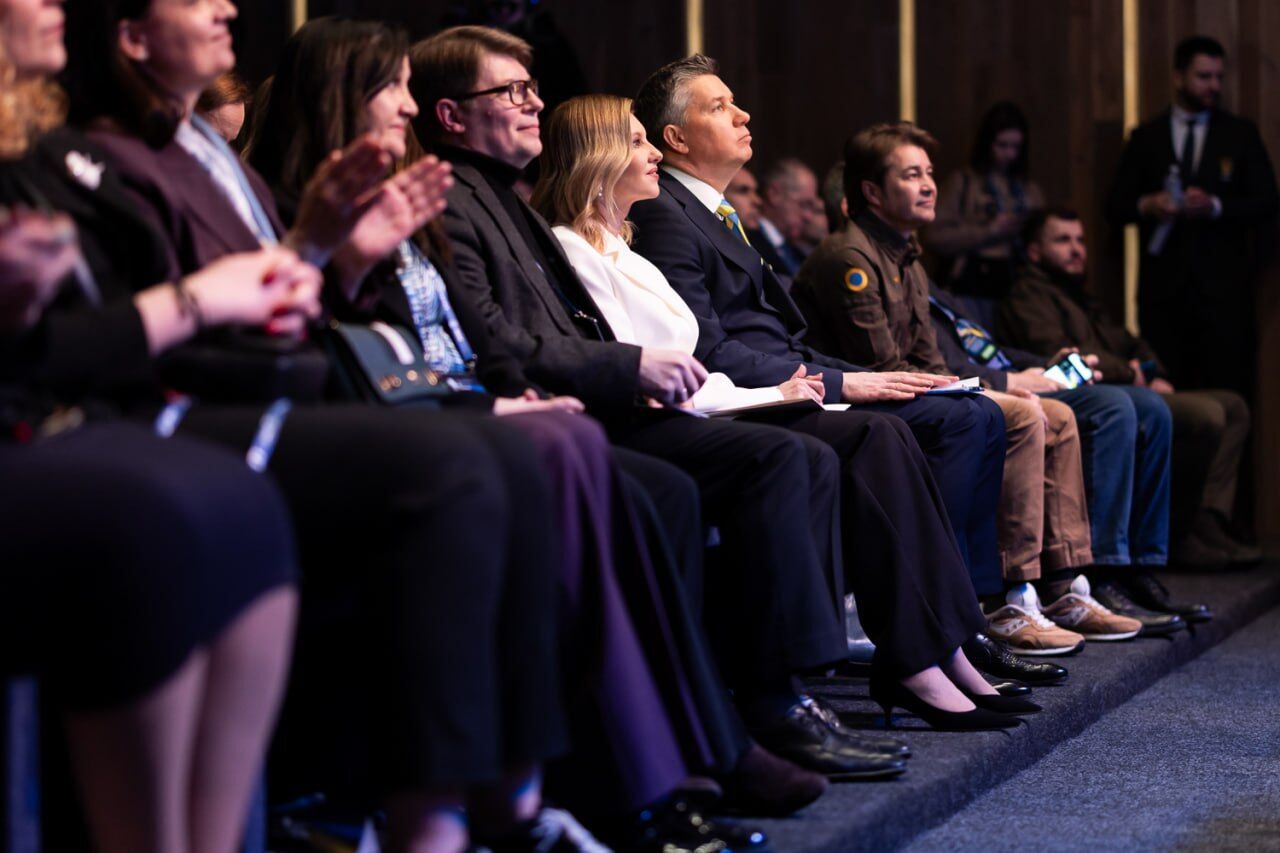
left=233, top=0, right=1280, bottom=548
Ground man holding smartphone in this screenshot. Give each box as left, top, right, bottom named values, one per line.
left=1001, top=208, right=1253, bottom=592
left=928, top=281, right=1187, bottom=638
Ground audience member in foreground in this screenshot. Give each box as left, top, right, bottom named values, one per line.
left=245, top=17, right=785, bottom=845
left=0, top=8, right=297, bottom=852
left=1002, top=209, right=1230, bottom=624
left=55, top=2, right=596, bottom=850
left=536, top=92, right=1034, bottom=727
left=792, top=122, right=1096, bottom=654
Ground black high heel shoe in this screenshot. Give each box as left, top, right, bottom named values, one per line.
left=869, top=675, right=1020, bottom=732
left=961, top=689, right=1041, bottom=715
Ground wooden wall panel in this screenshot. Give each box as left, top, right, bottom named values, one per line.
left=299, top=0, right=682, bottom=104
left=915, top=0, right=1126, bottom=310
left=703, top=0, right=899, bottom=183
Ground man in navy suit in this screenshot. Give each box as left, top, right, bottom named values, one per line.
left=629, top=55, right=1009, bottom=598
left=1106, top=35, right=1278, bottom=400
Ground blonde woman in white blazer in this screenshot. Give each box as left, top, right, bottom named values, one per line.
left=532, top=108, right=825, bottom=413
left=532, top=94, right=1029, bottom=733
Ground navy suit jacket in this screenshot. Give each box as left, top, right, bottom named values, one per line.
left=630, top=171, right=865, bottom=404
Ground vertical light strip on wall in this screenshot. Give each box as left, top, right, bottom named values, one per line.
left=899, top=0, right=916, bottom=122
left=292, top=0, right=308, bottom=33
left=1122, top=0, right=1140, bottom=332
left=686, top=0, right=705, bottom=55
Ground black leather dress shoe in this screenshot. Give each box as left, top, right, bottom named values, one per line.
left=750, top=705, right=907, bottom=780
left=1123, top=572, right=1212, bottom=623
left=963, top=633, right=1068, bottom=685
left=1091, top=579, right=1187, bottom=636
left=800, top=694, right=911, bottom=757
left=991, top=680, right=1032, bottom=697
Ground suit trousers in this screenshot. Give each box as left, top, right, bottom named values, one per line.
left=1045, top=384, right=1171, bottom=567
left=605, top=411, right=848, bottom=691
left=986, top=391, right=1093, bottom=582
left=612, top=449, right=751, bottom=776
left=860, top=394, right=1007, bottom=595
left=175, top=405, right=567, bottom=794
left=1163, top=389, right=1250, bottom=541
left=761, top=408, right=988, bottom=676
left=499, top=413, right=685, bottom=815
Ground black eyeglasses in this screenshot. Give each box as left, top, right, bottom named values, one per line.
left=454, top=79, right=540, bottom=106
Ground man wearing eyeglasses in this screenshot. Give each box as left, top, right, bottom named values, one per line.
left=410, top=24, right=915, bottom=810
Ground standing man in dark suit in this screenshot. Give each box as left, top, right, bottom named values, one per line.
left=1106, top=35, right=1278, bottom=400
left=409, top=25, right=910, bottom=786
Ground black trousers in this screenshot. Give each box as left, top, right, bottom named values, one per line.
left=605, top=411, right=847, bottom=691
left=0, top=422, right=296, bottom=710
left=612, top=448, right=751, bottom=774
left=769, top=409, right=988, bottom=676
left=177, top=405, right=566, bottom=793
left=861, top=394, right=1007, bottom=596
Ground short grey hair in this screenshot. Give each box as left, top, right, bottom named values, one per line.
left=633, top=54, right=720, bottom=152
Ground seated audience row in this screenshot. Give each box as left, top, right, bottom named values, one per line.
left=1, top=1, right=1263, bottom=850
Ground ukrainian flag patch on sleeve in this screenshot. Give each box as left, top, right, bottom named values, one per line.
left=844, top=267, right=870, bottom=292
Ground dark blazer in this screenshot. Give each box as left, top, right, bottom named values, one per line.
left=1105, top=107, right=1278, bottom=295
left=439, top=160, right=643, bottom=409
left=0, top=128, right=166, bottom=403
left=629, top=171, right=864, bottom=404
left=927, top=286, right=1041, bottom=392
left=86, top=126, right=282, bottom=282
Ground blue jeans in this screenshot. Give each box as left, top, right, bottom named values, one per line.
left=1045, top=384, right=1171, bottom=567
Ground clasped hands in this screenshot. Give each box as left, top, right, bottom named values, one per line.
left=1138, top=186, right=1218, bottom=222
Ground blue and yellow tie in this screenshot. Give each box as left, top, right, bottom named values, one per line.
left=716, top=199, right=751, bottom=246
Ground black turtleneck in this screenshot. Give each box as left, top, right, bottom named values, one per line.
left=437, top=145, right=608, bottom=335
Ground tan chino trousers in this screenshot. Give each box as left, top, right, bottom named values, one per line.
left=987, top=390, right=1094, bottom=582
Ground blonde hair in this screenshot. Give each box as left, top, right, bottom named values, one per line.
left=0, top=41, right=65, bottom=159
left=531, top=94, right=635, bottom=251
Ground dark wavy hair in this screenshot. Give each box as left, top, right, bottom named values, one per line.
left=246, top=16, right=448, bottom=260
left=246, top=17, right=408, bottom=201
left=969, top=101, right=1030, bottom=176
left=62, top=0, right=186, bottom=147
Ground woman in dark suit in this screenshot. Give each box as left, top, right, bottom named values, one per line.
left=0, top=6, right=297, bottom=850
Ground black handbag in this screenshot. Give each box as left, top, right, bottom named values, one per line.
left=321, top=319, right=454, bottom=406
left=158, top=329, right=331, bottom=403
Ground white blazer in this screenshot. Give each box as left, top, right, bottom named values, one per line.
left=554, top=225, right=783, bottom=412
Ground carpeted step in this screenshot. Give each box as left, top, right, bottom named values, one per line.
left=751, top=563, right=1280, bottom=852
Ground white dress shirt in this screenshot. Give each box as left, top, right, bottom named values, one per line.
left=664, top=165, right=724, bottom=215
left=553, top=225, right=783, bottom=412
